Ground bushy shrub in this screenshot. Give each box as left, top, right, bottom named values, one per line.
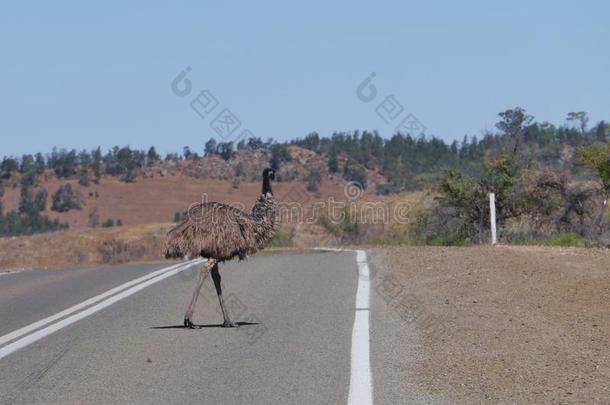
left=269, top=228, right=295, bottom=247
left=412, top=205, right=474, bottom=245
left=98, top=239, right=146, bottom=264
left=174, top=211, right=185, bottom=223
left=77, top=168, right=90, bottom=186
left=51, top=184, right=84, bottom=212
left=343, top=159, right=367, bottom=190
left=306, top=169, right=321, bottom=193
left=0, top=208, right=68, bottom=237
left=417, top=153, right=608, bottom=245
left=33, top=188, right=48, bottom=212
left=327, top=148, right=339, bottom=174
left=269, top=144, right=291, bottom=170
left=318, top=208, right=366, bottom=244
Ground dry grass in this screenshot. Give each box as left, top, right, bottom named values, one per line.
left=0, top=223, right=173, bottom=271
left=0, top=184, right=428, bottom=271
left=0, top=221, right=332, bottom=271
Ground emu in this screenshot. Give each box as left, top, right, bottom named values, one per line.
left=164, top=168, right=278, bottom=328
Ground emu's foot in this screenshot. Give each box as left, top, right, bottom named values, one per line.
left=222, top=320, right=239, bottom=328
left=184, top=317, right=200, bottom=329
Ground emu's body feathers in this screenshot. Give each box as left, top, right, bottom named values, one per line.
left=164, top=194, right=278, bottom=262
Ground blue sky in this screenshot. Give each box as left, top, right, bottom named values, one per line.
left=1, top=1, right=608, bottom=157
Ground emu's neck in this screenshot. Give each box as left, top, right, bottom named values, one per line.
left=252, top=172, right=276, bottom=222
left=251, top=189, right=277, bottom=223
left=262, top=175, right=273, bottom=196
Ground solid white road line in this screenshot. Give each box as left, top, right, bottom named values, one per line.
left=0, top=259, right=201, bottom=347
left=349, top=250, right=373, bottom=405
left=0, top=269, right=27, bottom=276
left=314, top=248, right=373, bottom=405
left=0, top=259, right=204, bottom=361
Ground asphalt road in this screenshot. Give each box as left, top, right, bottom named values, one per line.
left=0, top=252, right=369, bottom=405
left=0, top=263, right=177, bottom=338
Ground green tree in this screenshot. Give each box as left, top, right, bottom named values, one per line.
left=269, top=144, right=291, bottom=170
left=300, top=132, right=321, bottom=152
left=578, top=143, right=610, bottom=235
left=306, top=169, right=321, bottom=193
left=91, top=147, right=102, bottom=183
left=343, top=159, right=367, bottom=190
left=183, top=146, right=198, bottom=160
left=327, top=146, right=339, bottom=173
left=595, top=121, right=607, bottom=142
left=20, top=170, right=36, bottom=189
left=217, top=142, right=234, bottom=161
left=174, top=211, right=183, bottom=223
left=204, top=138, right=217, bottom=156
left=436, top=156, right=522, bottom=242
left=567, top=111, right=589, bottom=135
left=234, top=162, right=245, bottom=177
left=51, top=184, right=84, bottom=212
left=20, top=154, right=34, bottom=173
left=1, top=157, right=18, bottom=178
left=246, top=137, right=264, bottom=150
left=34, top=153, right=46, bottom=174
left=18, top=185, right=35, bottom=214
left=147, top=146, right=160, bottom=165
left=33, top=188, right=48, bottom=212
left=496, top=107, right=534, bottom=155
left=77, top=168, right=90, bottom=186
left=116, top=147, right=137, bottom=182
left=78, top=149, right=91, bottom=168
left=54, top=149, right=78, bottom=178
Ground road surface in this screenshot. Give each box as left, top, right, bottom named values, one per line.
left=0, top=251, right=439, bottom=404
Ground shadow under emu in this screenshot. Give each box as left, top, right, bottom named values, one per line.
left=150, top=321, right=259, bottom=329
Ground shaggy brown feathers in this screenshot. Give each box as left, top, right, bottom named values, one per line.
left=164, top=193, right=278, bottom=262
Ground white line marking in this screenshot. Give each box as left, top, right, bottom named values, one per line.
left=350, top=250, right=373, bottom=405
left=0, top=269, right=27, bottom=276
left=0, top=259, right=204, bottom=360
left=314, top=248, right=373, bottom=405
left=0, top=259, right=200, bottom=347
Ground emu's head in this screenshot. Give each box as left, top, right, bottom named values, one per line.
left=263, top=167, right=276, bottom=181
left=262, top=168, right=276, bottom=196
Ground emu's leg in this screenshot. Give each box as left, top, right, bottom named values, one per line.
left=184, top=259, right=216, bottom=328
left=211, top=264, right=239, bottom=328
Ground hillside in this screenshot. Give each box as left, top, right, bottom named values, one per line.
left=1, top=145, right=382, bottom=230
left=1, top=108, right=609, bottom=249
left=2, top=174, right=357, bottom=229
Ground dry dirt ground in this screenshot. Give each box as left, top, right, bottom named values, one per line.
left=375, top=246, right=610, bottom=404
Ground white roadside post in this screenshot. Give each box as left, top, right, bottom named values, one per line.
left=489, top=192, right=497, bottom=244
